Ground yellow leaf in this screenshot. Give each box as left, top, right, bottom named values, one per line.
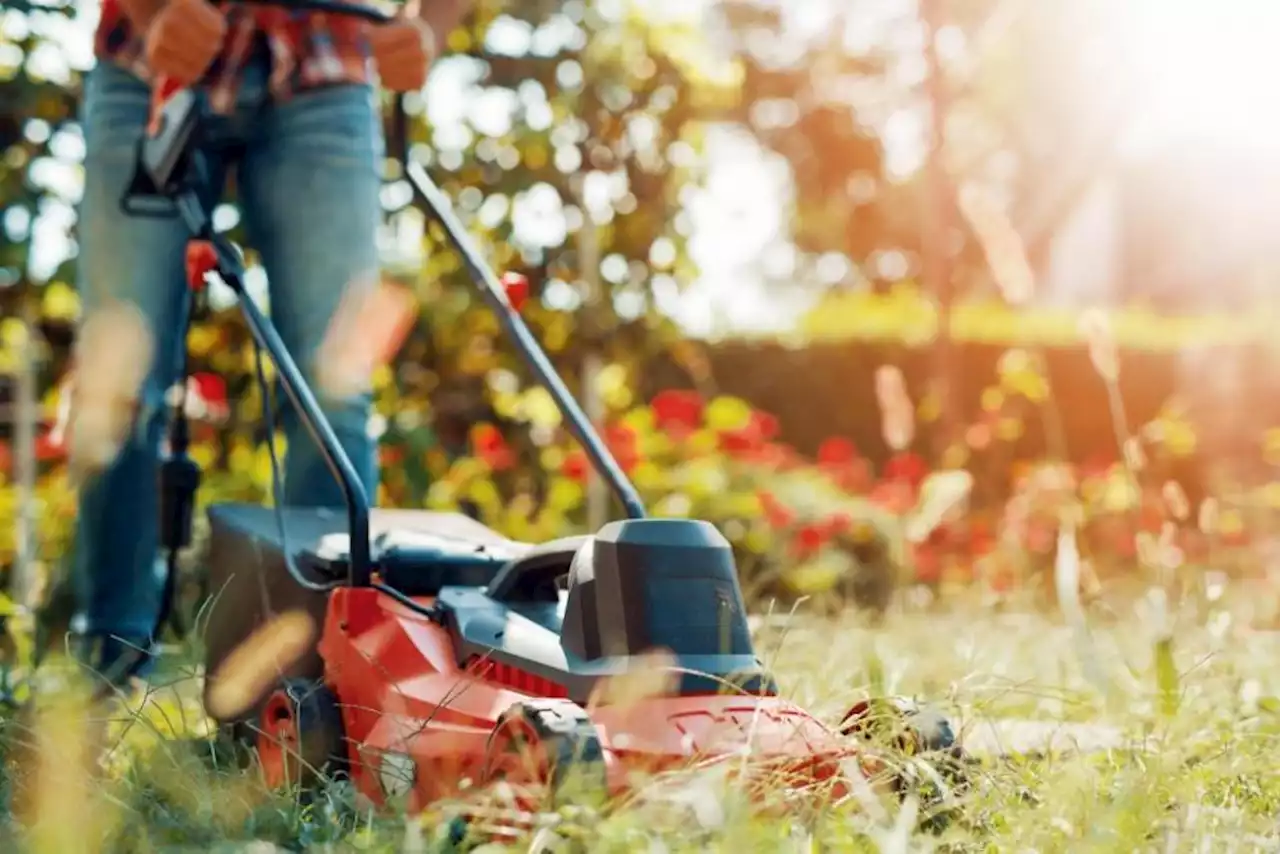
left=523, top=141, right=549, bottom=170
left=492, top=388, right=520, bottom=420
left=41, top=281, right=80, bottom=321
left=187, top=325, right=220, bottom=358
left=191, top=443, right=217, bottom=471
left=631, top=460, right=666, bottom=492
left=547, top=477, right=584, bottom=512
left=622, top=406, right=655, bottom=433
left=466, top=477, right=502, bottom=511
left=996, top=417, right=1023, bottom=442
left=686, top=429, right=719, bottom=455
left=595, top=363, right=628, bottom=397
left=705, top=396, right=752, bottom=431
left=540, top=447, right=566, bottom=472
left=543, top=314, right=571, bottom=353
left=941, top=443, right=970, bottom=469
left=228, top=439, right=253, bottom=475
left=916, top=389, right=941, bottom=423
left=743, top=528, right=771, bottom=554
left=603, top=383, right=634, bottom=411
left=447, top=27, right=472, bottom=53
left=1102, top=473, right=1140, bottom=513
left=519, top=387, right=562, bottom=429
left=0, top=318, right=29, bottom=350
left=427, top=480, right=459, bottom=509
left=725, top=492, right=763, bottom=518
left=981, top=387, right=1004, bottom=413
left=1164, top=421, right=1197, bottom=457
left=784, top=562, right=841, bottom=595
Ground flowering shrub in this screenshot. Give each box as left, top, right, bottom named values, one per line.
left=2, top=285, right=1279, bottom=625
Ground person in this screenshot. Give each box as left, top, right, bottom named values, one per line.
left=71, top=0, right=470, bottom=689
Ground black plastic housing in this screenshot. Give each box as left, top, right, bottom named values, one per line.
left=566, top=519, right=753, bottom=661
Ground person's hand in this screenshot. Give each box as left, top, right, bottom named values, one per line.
left=370, top=16, right=436, bottom=92
left=143, top=0, right=228, bottom=85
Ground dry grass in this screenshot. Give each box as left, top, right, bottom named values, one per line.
left=2, top=591, right=1279, bottom=852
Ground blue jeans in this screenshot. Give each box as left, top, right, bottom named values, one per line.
left=73, top=52, right=382, bottom=667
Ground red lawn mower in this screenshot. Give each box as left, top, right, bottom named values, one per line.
left=123, top=0, right=968, bottom=828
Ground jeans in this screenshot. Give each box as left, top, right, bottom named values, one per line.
left=73, top=49, right=383, bottom=667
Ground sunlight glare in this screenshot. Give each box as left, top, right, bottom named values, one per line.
left=1120, top=0, right=1280, bottom=151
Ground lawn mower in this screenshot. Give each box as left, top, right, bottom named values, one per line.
left=120, top=0, right=966, bottom=821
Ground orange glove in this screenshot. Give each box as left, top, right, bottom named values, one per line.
left=142, top=0, right=228, bottom=86
left=370, top=7, right=437, bottom=93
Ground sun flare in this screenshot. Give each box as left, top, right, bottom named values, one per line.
left=1116, top=0, right=1280, bottom=150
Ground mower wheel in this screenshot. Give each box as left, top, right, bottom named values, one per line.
left=839, top=696, right=971, bottom=803
left=840, top=696, right=959, bottom=754
left=257, top=678, right=348, bottom=791
left=481, top=699, right=607, bottom=810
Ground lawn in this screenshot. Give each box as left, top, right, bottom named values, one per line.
left=1, top=589, right=1277, bottom=853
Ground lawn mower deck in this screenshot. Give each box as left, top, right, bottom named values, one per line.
left=204, top=504, right=854, bottom=810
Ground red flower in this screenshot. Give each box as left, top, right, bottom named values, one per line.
left=883, top=451, right=928, bottom=489
left=470, top=423, right=515, bottom=471
left=34, top=431, right=65, bottom=462
left=817, top=437, right=858, bottom=468
left=792, top=523, right=828, bottom=558
left=1079, top=453, right=1114, bottom=480
left=717, top=411, right=780, bottom=459
left=501, top=272, right=529, bottom=313
left=989, top=567, right=1016, bottom=593
left=718, top=428, right=761, bottom=457
left=869, top=480, right=915, bottom=515
left=188, top=372, right=229, bottom=422
left=913, top=544, right=942, bottom=584
left=969, top=519, right=996, bottom=556
left=752, top=410, right=780, bottom=442
left=604, top=422, right=639, bottom=473
left=823, top=512, right=853, bottom=537
left=651, top=389, right=704, bottom=436
left=828, top=458, right=873, bottom=494
left=561, top=449, right=589, bottom=483
left=380, top=445, right=404, bottom=467
left=758, top=490, right=793, bottom=529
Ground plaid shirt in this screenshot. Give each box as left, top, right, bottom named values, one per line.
left=95, top=0, right=375, bottom=114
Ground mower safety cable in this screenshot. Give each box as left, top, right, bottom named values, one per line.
left=252, top=337, right=344, bottom=593
left=370, top=581, right=443, bottom=622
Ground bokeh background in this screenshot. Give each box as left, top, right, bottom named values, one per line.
left=5, top=0, right=1280, bottom=626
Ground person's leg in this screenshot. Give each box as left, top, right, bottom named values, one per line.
left=72, top=61, right=221, bottom=680
left=238, top=83, right=384, bottom=507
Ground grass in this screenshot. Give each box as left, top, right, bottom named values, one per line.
left=2, top=589, right=1279, bottom=853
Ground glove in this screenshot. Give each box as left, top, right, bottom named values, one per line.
left=143, top=0, right=228, bottom=86
left=370, top=4, right=438, bottom=93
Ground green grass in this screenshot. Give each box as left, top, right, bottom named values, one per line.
left=3, top=593, right=1280, bottom=853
